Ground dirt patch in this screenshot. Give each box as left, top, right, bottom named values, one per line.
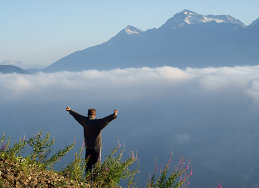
left=0, top=158, right=90, bottom=188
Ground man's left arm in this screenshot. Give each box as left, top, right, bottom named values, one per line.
left=97, top=110, right=118, bottom=130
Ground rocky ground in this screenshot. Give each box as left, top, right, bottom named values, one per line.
left=0, top=157, right=90, bottom=188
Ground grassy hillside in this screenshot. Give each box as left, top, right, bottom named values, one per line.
left=0, top=131, right=191, bottom=188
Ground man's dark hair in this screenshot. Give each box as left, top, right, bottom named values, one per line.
left=88, top=108, right=96, bottom=116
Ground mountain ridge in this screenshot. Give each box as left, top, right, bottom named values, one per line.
left=44, top=10, right=259, bottom=72
left=0, top=65, right=30, bottom=74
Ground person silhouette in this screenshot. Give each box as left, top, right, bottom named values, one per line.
left=66, top=107, right=118, bottom=172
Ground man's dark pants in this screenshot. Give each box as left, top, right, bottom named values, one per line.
left=85, top=149, right=101, bottom=173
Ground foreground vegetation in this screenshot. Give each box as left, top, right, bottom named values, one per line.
left=0, top=131, right=192, bottom=187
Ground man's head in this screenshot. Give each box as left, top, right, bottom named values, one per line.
left=88, top=108, right=96, bottom=118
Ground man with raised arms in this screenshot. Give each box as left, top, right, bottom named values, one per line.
left=66, top=107, right=118, bottom=172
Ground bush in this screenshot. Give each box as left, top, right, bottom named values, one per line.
left=0, top=131, right=75, bottom=170
left=86, top=145, right=139, bottom=187
left=147, top=154, right=192, bottom=188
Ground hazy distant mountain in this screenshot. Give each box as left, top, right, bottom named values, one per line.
left=0, top=65, right=30, bottom=74
left=45, top=10, right=259, bottom=72
left=249, top=18, right=259, bottom=29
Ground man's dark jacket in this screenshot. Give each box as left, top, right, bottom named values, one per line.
left=69, top=110, right=117, bottom=150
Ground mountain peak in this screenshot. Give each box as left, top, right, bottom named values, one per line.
left=160, top=10, right=245, bottom=30
left=182, top=9, right=197, bottom=16
left=123, top=25, right=142, bottom=35
left=107, top=25, right=143, bottom=43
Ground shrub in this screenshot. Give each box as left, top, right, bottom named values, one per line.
left=147, top=154, right=192, bottom=188
left=0, top=131, right=75, bottom=170
left=85, top=145, right=139, bottom=187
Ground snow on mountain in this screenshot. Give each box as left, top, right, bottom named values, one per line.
left=124, top=25, right=142, bottom=35
left=160, top=9, right=245, bottom=30
left=107, top=25, right=143, bottom=43
left=205, top=14, right=245, bottom=26
left=114, top=25, right=142, bottom=37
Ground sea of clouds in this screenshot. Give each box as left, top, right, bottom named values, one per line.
left=1, top=66, right=259, bottom=187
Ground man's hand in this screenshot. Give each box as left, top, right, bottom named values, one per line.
left=114, top=110, right=118, bottom=117
left=66, top=107, right=71, bottom=111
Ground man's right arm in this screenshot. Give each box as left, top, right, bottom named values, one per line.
left=66, top=107, right=86, bottom=126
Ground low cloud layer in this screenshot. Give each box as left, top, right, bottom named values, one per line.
left=0, top=67, right=193, bottom=102
left=1, top=66, right=259, bottom=102
left=1, top=65, right=259, bottom=187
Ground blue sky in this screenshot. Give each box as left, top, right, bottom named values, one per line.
left=1, top=0, right=259, bottom=68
